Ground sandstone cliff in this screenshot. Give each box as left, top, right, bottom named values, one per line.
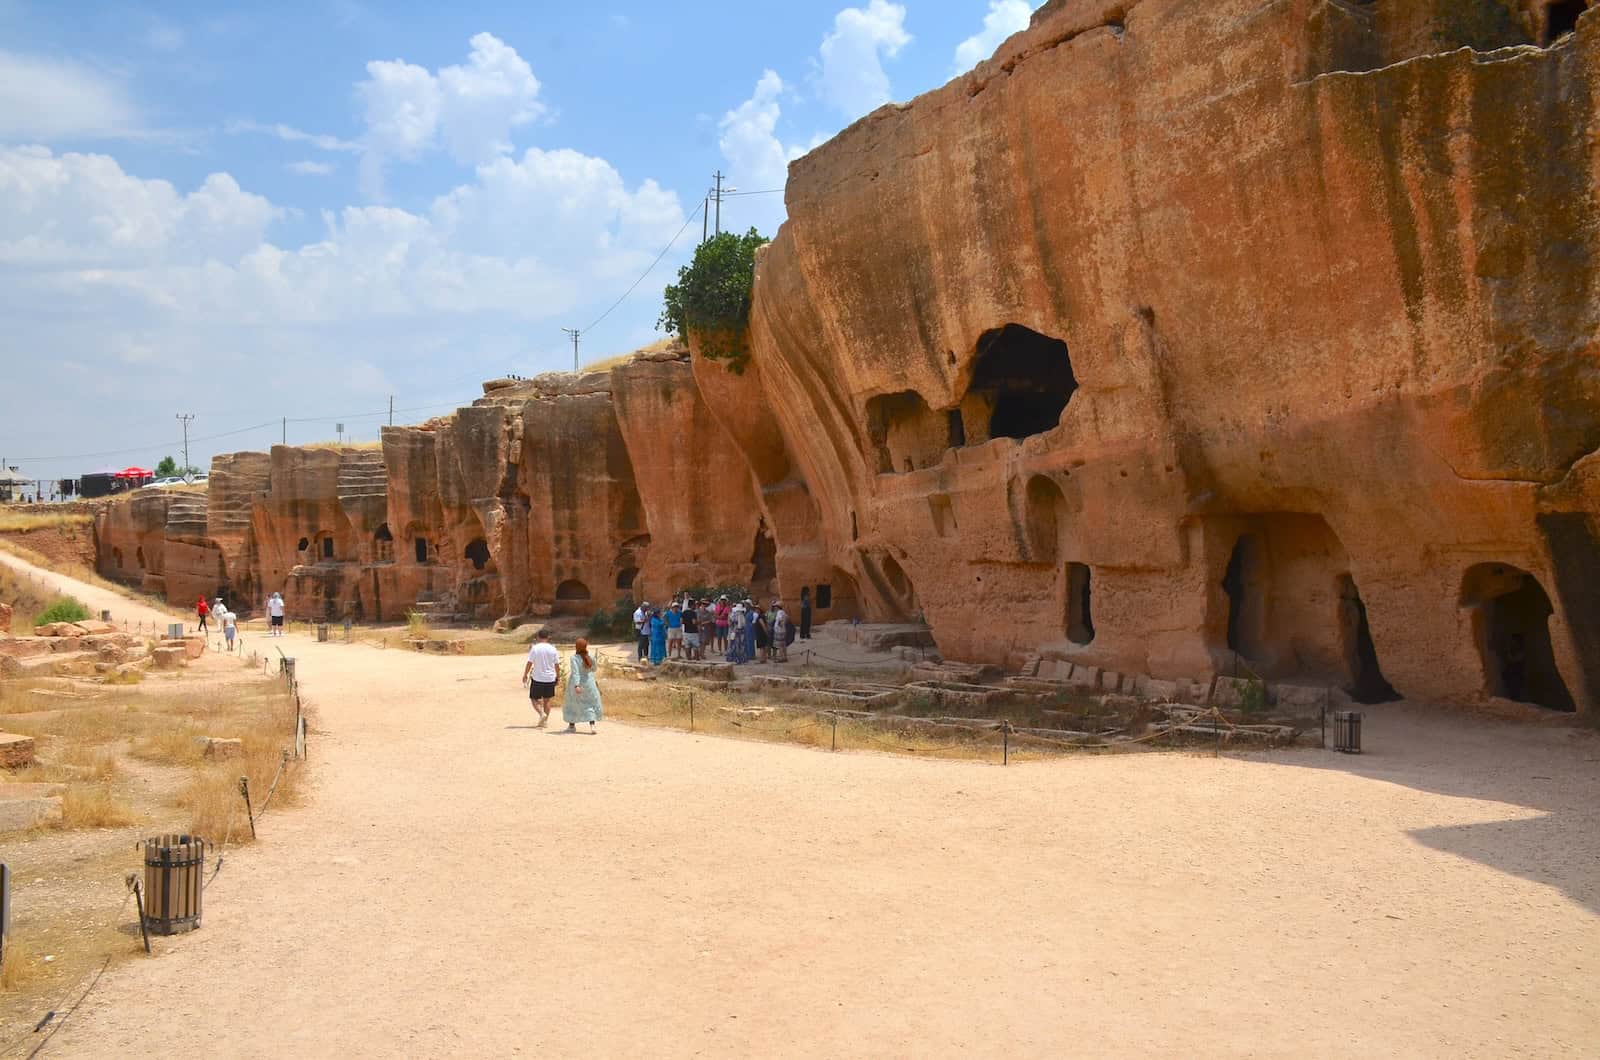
left=723, top=0, right=1600, bottom=712
left=89, top=0, right=1600, bottom=717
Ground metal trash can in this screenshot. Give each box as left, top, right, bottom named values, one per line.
left=1333, top=710, right=1363, bottom=754
left=167, top=622, right=185, bottom=640
left=316, top=623, right=329, bottom=643
left=100, top=609, right=112, bottom=623
left=142, top=834, right=204, bottom=935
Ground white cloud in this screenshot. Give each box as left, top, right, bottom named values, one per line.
left=357, top=32, right=545, bottom=195
left=716, top=72, right=825, bottom=236
left=0, top=50, right=144, bottom=141
left=953, top=0, right=1036, bottom=73
left=815, top=0, right=910, bottom=120
left=228, top=119, right=359, bottom=153
left=287, top=160, right=334, bottom=176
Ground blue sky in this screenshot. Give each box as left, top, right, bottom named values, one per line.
left=0, top=0, right=1040, bottom=482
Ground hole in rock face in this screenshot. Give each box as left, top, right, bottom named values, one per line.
left=1338, top=574, right=1398, bottom=703
left=464, top=538, right=490, bottom=571
left=882, top=555, right=912, bottom=599
left=373, top=524, right=394, bottom=562
left=1221, top=534, right=1265, bottom=661
left=553, top=579, right=592, bottom=615
left=374, top=524, right=392, bottom=541
left=750, top=519, right=777, bottom=587
left=815, top=584, right=833, bottom=609
left=615, top=567, right=637, bottom=590
left=414, top=537, right=429, bottom=564
left=1461, top=564, right=1575, bottom=711
left=947, top=409, right=966, bottom=448
left=971, top=324, right=1077, bottom=441
left=296, top=537, right=310, bottom=553
left=135, top=546, right=145, bottom=569
left=1067, top=562, right=1094, bottom=645
left=1547, top=0, right=1587, bottom=44
left=321, top=536, right=334, bottom=560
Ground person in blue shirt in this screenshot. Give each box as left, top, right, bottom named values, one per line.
left=665, top=602, right=684, bottom=659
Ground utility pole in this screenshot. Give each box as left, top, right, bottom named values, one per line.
left=388, top=396, right=394, bottom=426
left=175, top=413, right=195, bottom=474
left=702, top=195, right=709, bottom=243
left=282, top=418, right=287, bottom=446
left=562, top=328, right=580, bottom=372
left=713, top=171, right=724, bottom=236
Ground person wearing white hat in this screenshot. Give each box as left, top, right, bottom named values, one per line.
left=267, top=591, right=286, bottom=636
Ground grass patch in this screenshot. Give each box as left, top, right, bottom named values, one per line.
left=0, top=510, right=93, bottom=532
left=33, top=597, right=91, bottom=626
left=405, top=610, right=431, bottom=639
left=58, top=783, right=137, bottom=828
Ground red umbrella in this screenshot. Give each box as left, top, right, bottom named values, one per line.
left=115, top=467, right=152, bottom=479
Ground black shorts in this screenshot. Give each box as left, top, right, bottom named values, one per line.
left=270, top=615, right=284, bottom=627
left=529, top=679, right=556, bottom=701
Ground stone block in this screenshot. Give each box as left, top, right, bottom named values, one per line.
left=0, top=637, right=53, bottom=659
left=1273, top=683, right=1330, bottom=711
left=0, top=783, right=63, bottom=833
left=1067, top=666, right=1100, bottom=690
left=151, top=647, right=187, bottom=670
left=1100, top=671, right=1125, bottom=693
left=159, top=637, right=205, bottom=660
left=50, top=637, right=84, bottom=654
left=0, top=732, right=36, bottom=768
left=1137, top=677, right=1185, bottom=702
left=0, top=602, right=11, bottom=631
left=76, top=620, right=116, bottom=635
left=96, top=642, right=129, bottom=664
left=0, top=654, right=20, bottom=679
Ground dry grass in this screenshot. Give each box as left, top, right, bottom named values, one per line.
left=0, top=938, right=46, bottom=992
left=131, top=721, right=205, bottom=765
left=58, top=783, right=137, bottom=828
left=0, top=510, right=93, bottom=532
left=302, top=439, right=384, bottom=450
left=0, top=555, right=60, bottom=631
left=0, top=536, right=170, bottom=607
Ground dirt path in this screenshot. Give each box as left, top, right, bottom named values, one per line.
left=0, top=551, right=180, bottom=633
left=5, top=560, right=1598, bottom=1056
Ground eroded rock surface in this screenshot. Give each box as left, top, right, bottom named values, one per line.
left=86, top=1, right=1600, bottom=716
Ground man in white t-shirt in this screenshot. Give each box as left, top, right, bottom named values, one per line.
left=221, top=609, right=237, bottom=651
left=520, top=628, right=562, bottom=728
left=633, top=601, right=649, bottom=662
left=267, top=592, right=286, bottom=636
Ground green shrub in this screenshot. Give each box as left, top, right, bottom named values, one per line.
left=34, top=597, right=91, bottom=626
left=658, top=228, right=768, bottom=370
left=1241, top=678, right=1267, bottom=716
left=587, top=598, right=638, bottom=640
left=673, top=582, right=750, bottom=605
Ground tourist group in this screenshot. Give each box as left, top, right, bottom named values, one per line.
left=630, top=589, right=813, bottom=667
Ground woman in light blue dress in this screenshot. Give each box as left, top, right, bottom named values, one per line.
left=564, top=638, right=603, bottom=733
left=648, top=611, right=667, bottom=666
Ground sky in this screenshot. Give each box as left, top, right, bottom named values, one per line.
left=0, top=0, right=1042, bottom=484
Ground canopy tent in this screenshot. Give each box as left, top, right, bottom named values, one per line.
left=0, top=467, right=30, bottom=487
left=114, top=467, right=153, bottom=480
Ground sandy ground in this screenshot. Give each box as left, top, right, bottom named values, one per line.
left=3, top=553, right=1598, bottom=1058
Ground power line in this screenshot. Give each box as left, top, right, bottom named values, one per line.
left=723, top=188, right=783, bottom=197
left=580, top=199, right=705, bottom=335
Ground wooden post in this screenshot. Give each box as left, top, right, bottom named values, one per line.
left=240, top=777, right=256, bottom=839
left=688, top=689, right=695, bottom=733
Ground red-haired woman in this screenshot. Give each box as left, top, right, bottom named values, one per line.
left=563, top=637, right=603, bottom=734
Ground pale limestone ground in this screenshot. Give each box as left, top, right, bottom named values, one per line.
left=4, top=554, right=1598, bottom=1058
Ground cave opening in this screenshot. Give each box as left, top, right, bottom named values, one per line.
left=947, top=409, right=966, bottom=448
left=1546, top=0, right=1587, bottom=44
left=1338, top=574, right=1398, bottom=703
left=1462, top=564, right=1575, bottom=711
left=615, top=567, right=637, bottom=590
left=971, top=324, right=1077, bottom=441
left=414, top=537, right=428, bottom=564
left=1067, top=562, right=1094, bottom=645
left=815, top=583, right=832, bottom=609
left=554, top=578, right=592, bottom=615
left=296, top=537, right=309, bottom=553
left=321, top=536, right=334, bottom=560
left=135, top=546, right=145, bottom=569
left=1221, top=534, right=1265, bottom=661
left=373, top=523, right=394, bottom=563
left=464, top=538, right=490, bottom=571
left=750, top=520, right=777, bottom=587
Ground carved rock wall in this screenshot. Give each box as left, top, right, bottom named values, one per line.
left=728, top=0, right=1600, bottom=713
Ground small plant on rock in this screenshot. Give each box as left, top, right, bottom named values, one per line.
left=34, top=597, right=90, bottom=627
left=658, top=228, right=768, bottom=372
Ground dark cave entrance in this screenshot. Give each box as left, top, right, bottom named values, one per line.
left=1338, top=574, right=1398, bottom=703
left=1546, top=1, right=1587, bottom=44
left=970, top=324, right=1077, bottom=441
left=1067, top=562, right=1094, bottom=645
left=750, top=520, right=777, bottom=587
left=1462, top=564, right=1575, bottom=711
left=414, top=537, right=429, bottom=564
left=464, top=538, right=490, bottom=572
left=1221, top=534, right=1265, bottom=661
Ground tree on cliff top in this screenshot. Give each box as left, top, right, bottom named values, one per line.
left=658, top=228, right=766, bottom=372
left=154, top=455, right=179, bottom=478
